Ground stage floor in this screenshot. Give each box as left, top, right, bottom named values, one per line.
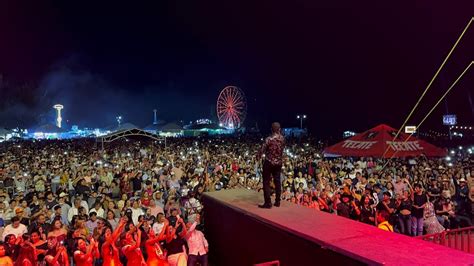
left=204, top=189, right=474, bottom=265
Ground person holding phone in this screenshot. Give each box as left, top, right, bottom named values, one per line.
left=101, top=217, right=126, bottom=266
left=73, top=237, right=99, bottom=266
left=145, top=218, right=169, bottom=266
left=121, top=221, right=146, bottom=266
left=166, top=209, right=188, bottom=266
left=44, top=236, right=69, bottom=266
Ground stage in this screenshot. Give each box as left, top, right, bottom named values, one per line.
left=202, top=189, right=474, bottom=266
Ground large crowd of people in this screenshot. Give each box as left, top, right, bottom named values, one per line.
left=0, top=136, right=472, bottom=265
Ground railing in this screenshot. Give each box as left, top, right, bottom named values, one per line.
left=418, top=226, right=474, bottom=253
left=254, top=260, right=280, bottom=266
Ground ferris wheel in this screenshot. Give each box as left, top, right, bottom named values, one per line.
left=217, top=86, right=247, bottom=129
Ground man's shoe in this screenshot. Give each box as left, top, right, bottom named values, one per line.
left=258, top=204, right=272, bottom=209
left=274, top=201, right=280, bottom=207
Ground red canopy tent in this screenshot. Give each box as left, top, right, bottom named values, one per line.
left=324, top=124, right=447, bottom=158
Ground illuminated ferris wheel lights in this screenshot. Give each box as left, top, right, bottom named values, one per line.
left=217, top=86, right=247, bottom=129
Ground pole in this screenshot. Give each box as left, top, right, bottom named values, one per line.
left=300, top=118, right=303, bottom=129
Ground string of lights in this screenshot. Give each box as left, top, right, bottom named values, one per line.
left=449, top=126, right=473, bottom=130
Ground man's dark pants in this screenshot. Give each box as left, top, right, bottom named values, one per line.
left=262, top=160, right=282, bottom=205
left=188, top=254, right=208, bottom=266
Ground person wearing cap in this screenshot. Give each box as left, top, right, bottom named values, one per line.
left=454, top=177, right=470, bottom=217
left=51, top=204, right=66, bottom=224
left=283, top=172, right=295, bottom=191
left=294, top=172, right=307, bottom=191
left=336, top=193, right=360, bottom=219
left=184, top=192, right=202, bottom=221
left=57, top=193, right=71, bottom=226
left=376, top=191, right=396, bottom=227
left=15, top=208, right=29, bottom=227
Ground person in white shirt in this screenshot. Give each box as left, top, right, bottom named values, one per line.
left=185, top=214, right=208, bottom=266
left=354, top=164, right=363, bottom=174
left=79, top=197, right=89, bottom=214
left=152, top=213, right=166, bottom=236
left=57, top=194, right=71, bottom=225
left=357, top=160, right=367, bottom=169
left=148, top=200, right=164, bottom=218
left=0, top=202, right=7, bottom=223
left=2, top=216, right=27, bottom=241
left=14, top=176, right=27, bottom=193
left=172, top=164, right=184, bottom=180
left=294, top=172, right=308, bottom=190
left=90, top=201, right=105, bottom=219
left=130, top=201, right=144, bottom=225
left=68, top=198, right=82, bottom=223
left=0, top=195, right=9, bottom=210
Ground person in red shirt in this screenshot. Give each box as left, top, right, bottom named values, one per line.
left=44, top=236, right=69, bottom=266
left=121, top=222, right=146, bottom=266
left=73, top=238, right=99, bottom=266
left=102, top=218, right=126, bottom=266
left=141, top=194, right=151, bottom=208
left=0, top=244, right=13, bottom=266
left=231, top=161, right=239, bottom=172
left=14, top=236, right=36, bottom=266
left=145, top=219, right=169, bottom=266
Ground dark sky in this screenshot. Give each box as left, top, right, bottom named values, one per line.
left=0, top=1, right=473, bottom=137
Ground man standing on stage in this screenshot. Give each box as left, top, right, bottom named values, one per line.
left=257, top=122, right=285, bottom=209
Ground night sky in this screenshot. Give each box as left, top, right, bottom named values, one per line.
left=0, top=1, right=473, bottom=137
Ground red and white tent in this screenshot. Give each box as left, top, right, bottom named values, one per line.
left=324, top=124, right=447, bottom=158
